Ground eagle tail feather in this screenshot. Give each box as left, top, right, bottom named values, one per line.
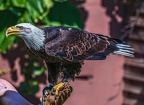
left=113, top=44, right=134, bottom=57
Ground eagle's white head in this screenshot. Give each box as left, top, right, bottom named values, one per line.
left=6, top=23, right=45, bottom=50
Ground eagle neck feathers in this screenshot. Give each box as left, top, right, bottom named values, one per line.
left=23, top=28, right=45, bottom=51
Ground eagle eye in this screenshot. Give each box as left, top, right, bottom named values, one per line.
left=16, top=26, right=23, bottom=30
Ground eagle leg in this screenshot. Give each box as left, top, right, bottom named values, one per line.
left=43, top=62, right=81, bottom=96
left=52, top=72, right=69, bottom=96
left=50, top=71, right=78, bottom=96
left=43, top=62, right=61, bottom=95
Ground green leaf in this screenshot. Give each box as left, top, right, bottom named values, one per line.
left=18, top=11, right=33, bottom=23
left=0, top=10, right=19, bottom=52
left=32, top=80, right=38, bottom=86
left=33, top=67, right=45, bottom=76
left=42, top=0, right=53, bottom=9
left=8, top=7, right=25, bottom=17
left=0, top=36, right=16, bottom=52
left=26, top=0, right=53, bottom=23
left=19, top=81, right=39, bottom=95
left=47, top=1, right=84, bottom=28
left=0, top=0, right=9, bottom=10
left=11, top=0, right=26, bottom=8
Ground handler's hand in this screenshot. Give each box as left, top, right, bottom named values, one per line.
left=0, top=79, right=17, bottom=96
left=0, top=79, right=33, bottom=105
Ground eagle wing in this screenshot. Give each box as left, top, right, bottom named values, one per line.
left=43, top=26, right=132, bottom=62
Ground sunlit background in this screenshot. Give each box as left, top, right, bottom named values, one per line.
left=0, top=0, right=142, bottom=105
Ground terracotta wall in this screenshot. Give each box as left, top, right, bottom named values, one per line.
left=65, top=0, right=125, bottom=105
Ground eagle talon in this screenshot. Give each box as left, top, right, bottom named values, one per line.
left=43, top=83, right=54, bottom=95
left=53, top=82, right=66, bottom=96
left=40, top=82, right=72, bottom=105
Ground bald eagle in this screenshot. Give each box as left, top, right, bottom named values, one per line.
left=6, top=23, right=134, bottom=95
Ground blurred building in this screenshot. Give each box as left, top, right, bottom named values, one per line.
left=0, top=0, right=137, bottom=105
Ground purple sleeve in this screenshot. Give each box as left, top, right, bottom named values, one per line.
left=0, top=90, right=33, bottom=105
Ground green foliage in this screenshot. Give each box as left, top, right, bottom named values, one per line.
left=19, top=57, right=45, bottom=96
left=44, top=1, right=83, bottom=28
left=0, top=0, right=53, bottom=52
left=19, top=80, right=39, bottom=95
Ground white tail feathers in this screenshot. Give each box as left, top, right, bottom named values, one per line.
left=114, top=44, right=134, bottom=57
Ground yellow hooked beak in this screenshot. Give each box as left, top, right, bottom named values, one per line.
left=6, top=26, right=21, bottom=37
